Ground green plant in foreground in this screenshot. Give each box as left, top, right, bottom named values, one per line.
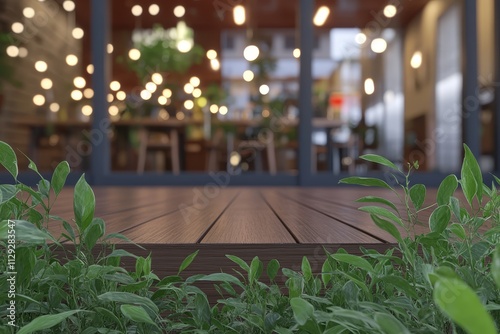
left=0, top=140, right=499, bottom=333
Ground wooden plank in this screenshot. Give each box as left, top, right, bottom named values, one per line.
left=121, top=189, right=240, bottom=243
left=201, top=191, right=296, bottom=243
left=261, top=190, right=382, bottom=244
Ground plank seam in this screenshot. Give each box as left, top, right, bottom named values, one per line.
left=196, top=192, right=241, bottom=244
left=279, top=192, right=389, bottom=244
left=259, top=191, right=301, bottom=244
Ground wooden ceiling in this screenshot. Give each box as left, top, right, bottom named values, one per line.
left=74, top=0, right=430, bottom=30
left=73, top=0, right=430, bottom=89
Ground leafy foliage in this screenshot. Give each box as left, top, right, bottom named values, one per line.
left=0, top=141, right=499, bottom=333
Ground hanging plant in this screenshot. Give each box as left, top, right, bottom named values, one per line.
left=123, top=23, right=204, bottom=81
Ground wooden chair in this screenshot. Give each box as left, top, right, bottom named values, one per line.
left=137, top=128, right=180, bottom=174
left=237, top=130, right=277, bottom=174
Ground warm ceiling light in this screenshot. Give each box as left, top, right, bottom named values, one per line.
left=33, top=94, right=46, bottom=106
left=35, top=61, right=48, bottom=72
left=149, top=4, right=160, bottom=15
left=313, top=6, right=330, bottom=26
left=49, top=102, right=60, bottom=113
left=233, top=5, right=245, bottom=25
left=11, top=22, right=24, bottom=34
left=6, top=46, right=19, bottom=57
left=364, top=78, right=375, bottom=95
left=145, top=82, right=157, bottom=92
left=140, top=90, right=152, bottom=100
left=184, top=100, right=194, bottom=110
left=158, top=96, right=167, bottom=105
left=192, top=88, right=202, bottom=98
left=82, top=105, right=93, bottom=116
left=84, top=88, right=94, bottom=99
left=86, top=64, right=94, bottom=74
left=243, top=70, right=254, bottom=82
left=371, top=38, right=387, bottom=53
left=210, top=59, right=220, bottom=71
left=176, top=111, right=185, bottom=120
left=110, top=81, right=121, bottom=91
left=197, top=97, right=207, bottom=108
left=206, top=49, right=217, bottom=60
left=293, top=48, right=301, bottom=58
left=107, top=94, right=114, bottom=102
left=108, top=105, right=119, bottom=116
left=18, top=47, right=28, bottom=58
left=62, top=0, right=75, bottom=12
left=23, top=7, right=35, bottom=18
left=173, top=5, right=185, bottom=18
left=189, top=76, right=200, bottom=87
left=71, top=90, right=83, bottom=101
left=107, top=43, right=113, bottom=54
left=177, top=39, right=193, bottom=53
left=159, top=108, right=169, bottom=119
left=210, top=104, right=218, bottom=114
left=162, top=89, right=172, bottom=98
left=128, top=48, right=141, bottom=60
left=410, top=51, right=423, bottom=69
left=383, top=5, right=397, bottom=18
left=355, top=33, right=367, bottom=45
left=72, top=27, right=84, bottom=39
left=40, top=78, right=53, bottom=90
left=259, top=84, right=270, bottom=95
left=183, top=83, right=194, bottom=94
left=73, top=76, right=86, bottom=88
left=66, top=54, right=78, bottom=66
left=219, top=106, right=228, bottom=115
left=131, top=5, right=142, bottom=16
left=116, top=91, right=126, bottom=101
left=243, top=45, right=259, bottom=61
left=152, top=73, right=163, bottom=85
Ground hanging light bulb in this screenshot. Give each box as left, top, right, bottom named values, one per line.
left=243, top=45, right=259, bottom=61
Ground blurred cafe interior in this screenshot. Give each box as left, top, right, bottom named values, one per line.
left=0, top=0, right=498, bottom=186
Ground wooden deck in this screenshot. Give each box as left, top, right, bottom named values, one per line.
left=49, top=187, right=429, bottom=281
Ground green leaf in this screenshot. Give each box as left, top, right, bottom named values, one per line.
left=379, top=275, right=418, bottom=299
left=38, top=179, right=50, bottom=198
left=409, top=184, right=426, bottom=210
left=226, top=254, right=250, bottom=272
left=359, top=206, right=403, bottom=227
left=0, top=185, right=18, bottom=205
left=197, top=273, right=244, bottom=288
left=51, top=161, right=70, bottom=196
left=356, top=196, right=399, bottom=213
left=84, top=218, right=104, bottom=250
left=0, top=220, right=53, bottom=243
left=360, top=154, right=399, bottom=171
left=493, top=245, right=500, bottom=290
left=120, top=305, right=157, bottom=327
left=248, top=256, right=263, bottom=284
left=104, top=249, right=138, bottom=259
left=450, top=197, right=462, bottom=222
left=429, top=205, right=451, bottom=234
left=339, top=177, right=392, bottom=189
left=17, top=310, right=83, bottom=334
left=290, top=297, right=314, bottom=326
left=178, top=250, right=199, bottom=275
left=267, top=259, right=280, bottom=281
left=461, top=144, right=483, bottom=206
left=370, top=214, right=403, bottom=243
left=97, top=292, right=159, bottom=314
left=374, top=312, right=411, bottom=334
left=0, top=141, right=18, bottom=179
left=73, top=174, right=95, bottom=233
left=321, top=258, right=334, bottom=287
left=433, top=276, right=497, bottom=334
left=193, top=293, right=211, bottom=326
left=437, top=175, right=458, bottom=206
left=448, top=223, right=466, bottom=240
left=301, top=256, right=313, bottom=281
left=330, top=253, right=374, bottom=273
